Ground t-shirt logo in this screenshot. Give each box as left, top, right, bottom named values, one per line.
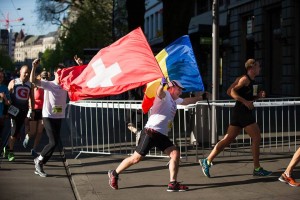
left=16, top=87, right=30, bottom=100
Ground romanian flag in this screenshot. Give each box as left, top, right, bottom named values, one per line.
left=142, top=35, right=204, bottom=113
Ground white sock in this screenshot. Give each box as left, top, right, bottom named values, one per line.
left=38, top=155, right=43, bottom=161
left=284, top=172, right=290, bottom=177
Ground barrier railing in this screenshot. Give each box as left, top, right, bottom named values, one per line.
left=67, top=98, right=300, bottom=161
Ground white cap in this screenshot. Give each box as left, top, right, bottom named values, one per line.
left=168, top=80, right=186, bottom=91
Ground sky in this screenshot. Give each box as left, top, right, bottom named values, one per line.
left=0, top=0, right=59, bottom=36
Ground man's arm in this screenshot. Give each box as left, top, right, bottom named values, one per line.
left=156, top=77, right=167, bottom=99
left=31, top=59, right=41, bottom=87
left=181, top=92, right=210, bottom=105
left=7, top=79, right=14, bottom=94
left=74, top=55, right=83, bottom=65
left=227, top=76, right=241, bottom=97
left=29, top=85, right=35, bottom=110
left=231, top=76, right=254, bottom=110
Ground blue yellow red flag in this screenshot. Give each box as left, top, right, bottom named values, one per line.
left=142, top=35, right=204, bottom=113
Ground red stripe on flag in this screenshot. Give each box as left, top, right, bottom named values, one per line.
left=142, top=95, right=155, bottom=114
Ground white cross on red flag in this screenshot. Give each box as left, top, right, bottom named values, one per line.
left=58, top=27, right=162, bottom=101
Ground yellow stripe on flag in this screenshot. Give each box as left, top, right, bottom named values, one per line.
left=144, top=49, right=169, bottom=98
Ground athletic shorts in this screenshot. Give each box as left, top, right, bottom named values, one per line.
left=135, top=128, right=174, bottom=156
left=230, top=105, right=256, bottom=128
left=31, top=109, right=42, bottom=121
left=10, top=109, right=28, bottom=137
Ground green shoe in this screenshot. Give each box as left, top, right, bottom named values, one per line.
left=3, top=146, right=9, bottom=158
left=253, top=167, right=272, bottom=176
left=8, top=152, right=15, bottom=162
left=199, top=158, right=211, bottom=178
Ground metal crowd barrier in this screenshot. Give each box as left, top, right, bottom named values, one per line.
left=66, top=98, right=300, bottom=162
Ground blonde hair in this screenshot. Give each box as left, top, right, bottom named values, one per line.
left=245, top=59, right=256, bottom=70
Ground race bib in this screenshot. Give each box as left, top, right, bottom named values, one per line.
left=52, top=105, right=63, bottom=114
left=168, top=120, right=173, bottom=129
left=8, top=105, right=20, bottom=117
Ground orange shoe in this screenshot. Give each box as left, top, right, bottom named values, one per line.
left=278, top=173, right=300, bottom=187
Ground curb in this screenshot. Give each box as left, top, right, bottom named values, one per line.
left=62, top=149, right=100, bottom=200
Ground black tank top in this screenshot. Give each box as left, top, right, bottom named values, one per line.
left=11, top=78, right=32, bottom=110
left=236, top=74, right=255, bottom=106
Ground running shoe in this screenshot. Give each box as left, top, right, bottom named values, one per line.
left=199, top=158, right=211, bottom=178
left=34, top=158, right=47, bottom=177
left=108, top=170, right=119, bottom=190
left=3, top=146, right=9, bottom=158
left=253, top=167, right=272, bottom=176
left=278, top=173, right=300, bottom=187
left=7, top=152, right=15, bottom=161
left=135, top=130, right=141, bottom=146
left=167, top=181, right=189, bottom=192
left=23, top=134, right=30, bottom=148
left=127, top=123, right=138, bottom=134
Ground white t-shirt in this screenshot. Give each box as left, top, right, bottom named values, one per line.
left=145, top=91, right=183, bottom=135
left=40, top=80, right=68, bottom=118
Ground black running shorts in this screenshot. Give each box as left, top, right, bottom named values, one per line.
left=135, top=128, right=174, bottom=156
left=230, top=105, right=256, bottom=128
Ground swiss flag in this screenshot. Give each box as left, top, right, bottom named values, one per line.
left=58, top=27, right=163, bottom=101
left=59, top=64, right=87, bottom=91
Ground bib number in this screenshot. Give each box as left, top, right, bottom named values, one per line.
left=8, top=105, right=20, bottom=117
left=52, top=105, right=63, bottom=114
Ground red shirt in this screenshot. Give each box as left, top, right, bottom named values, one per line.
left=34, top=87, right=44, bottom=110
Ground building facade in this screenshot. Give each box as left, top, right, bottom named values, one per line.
left=189, top=0, right=300, bottom=98
left=145, top=0, right=300, bottom=98
left=14, top=31, right=58, bottom=65
left=144, top=0, right=163, bottom=49
left=0, top=29, right=9, bottom=54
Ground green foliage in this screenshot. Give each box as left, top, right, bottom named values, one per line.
left=40, top=45, right=62, bottom=72
left=59, top=0, right=113, bottom=60
left=0, top=49, right=13, bottom=71
left=36, top=0, right=114, bottom=64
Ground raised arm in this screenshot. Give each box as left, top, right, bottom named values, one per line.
left=156, top=77, right=167, bottom=99
left=31, top=59, right=41, bottom=87
left=74, top=55, right=83, bottom=66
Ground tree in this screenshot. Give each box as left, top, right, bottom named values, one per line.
left=35, top=0, right=81, bottom=30
left=40, top=45, right=62, bottom=71
left=0, top=49, right=13, bottom=71
left=59, top=0, right=113, bottom=61
left=113, top=0, right=128, bottom=40
left=36, top=0, right=113, bottom=64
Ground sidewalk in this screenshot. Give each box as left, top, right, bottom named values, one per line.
left=1, top=135, right=299, bottom=200
left=66, top=151, right=300, bottom=200
left=0, top=145, right=75, bottom=200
